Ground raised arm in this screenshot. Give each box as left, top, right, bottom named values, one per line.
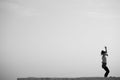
left=105, top=46, right=107, bottom=53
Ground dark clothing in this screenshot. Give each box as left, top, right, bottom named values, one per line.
left=102, top=62, right=110, bottom=77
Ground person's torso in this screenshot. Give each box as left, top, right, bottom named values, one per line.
left=102, top=56, right=107, bottom=63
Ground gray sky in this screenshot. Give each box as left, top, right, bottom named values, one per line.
left=0, top=0, right=120, bottom=80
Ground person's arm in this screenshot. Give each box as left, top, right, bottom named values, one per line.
left=105, top=46, right=107, bottom=53
left=105, top=46, right=108, bottom=56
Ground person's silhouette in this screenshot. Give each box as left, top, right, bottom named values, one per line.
left=101, top=46, right=110, bottom=77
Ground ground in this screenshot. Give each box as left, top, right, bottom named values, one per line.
left=17, top=77, right=120, bottom=80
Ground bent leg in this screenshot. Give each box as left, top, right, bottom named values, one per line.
left=104, top=66, right=110, bottom=77
left=102, top=63, right=110, bottom=77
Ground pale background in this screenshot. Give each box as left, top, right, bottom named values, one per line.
left=0, top=0, right=120, bottom=80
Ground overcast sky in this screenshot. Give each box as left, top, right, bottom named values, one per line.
left=0, top=0, right=120, bottom=80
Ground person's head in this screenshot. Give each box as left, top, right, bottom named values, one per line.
left=101, top=50, right=108, bottom=56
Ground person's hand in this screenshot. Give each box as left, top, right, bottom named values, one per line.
left=106, top=53, right=108, bottom=56
left=105, top=46, right=107, bottom=49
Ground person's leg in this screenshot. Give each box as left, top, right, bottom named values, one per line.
left=102, top=63, right=110, bottom=77
left=104, top=66, right=110, bottom=77
left=102, top=63, right=106, bottom=77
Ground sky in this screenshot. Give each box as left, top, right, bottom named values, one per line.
left=0, top=0, right=120, bottom=80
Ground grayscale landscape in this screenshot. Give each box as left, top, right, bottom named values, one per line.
left=1, top=0, right=120, bottom=80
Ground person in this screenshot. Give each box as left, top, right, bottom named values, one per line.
left=101, top=46, right=110, bottom=77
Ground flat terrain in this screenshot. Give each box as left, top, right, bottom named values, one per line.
left=17, top=77, right=120, bottom=80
